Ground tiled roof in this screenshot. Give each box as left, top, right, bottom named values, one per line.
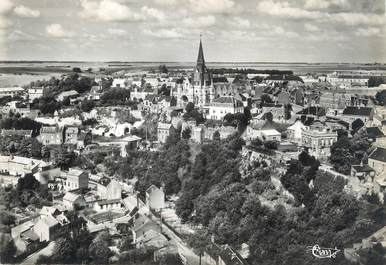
left=97, top=199, right=121, bottom=206
left=146, top=184, right=160, bottom=195
left=212, top=96, right=244, bottom=108
left=1, top=129, right=32, bottom=136
left=352, top=164, right=374, bottom=172
left=296, top=106, right=325, bottom=116
left=366, top=127, right=385, bottom=138
left=41, top=126, right=60, bottom=134
left=212, top=77, right=228, bottom=83
left=369, top=147, right=386, bottom=163
left=342, top=106, right=372, bottom=116
left=63, top=192, right=81, bottom=202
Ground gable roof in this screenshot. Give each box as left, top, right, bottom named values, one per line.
left=352, top=164, right=374, bottom=173
left=146, top=184, right=161, bottom=195
left=212, top=96, right=244, bottom=108
left=369, top=147, right=386, bottom=163
left=39, top=214, right=59, bottom=228
left=296, top=106, right=325, bottom=116
left=1, top=129, right=33, bottom=137
left=342, top=106, right=372, bottom=116
left=366, top=127, right=385, bottom=138
left=63, top=192, right=81, bottom=202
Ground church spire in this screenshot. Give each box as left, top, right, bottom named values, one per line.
left=196, top=36, right=205, bottom=70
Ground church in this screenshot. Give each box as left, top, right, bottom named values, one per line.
left=174, top=39, right=237, bottom=107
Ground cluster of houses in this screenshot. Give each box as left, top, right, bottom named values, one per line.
left=1, top=39, right=386, bottom=265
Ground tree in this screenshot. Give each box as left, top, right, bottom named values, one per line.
left=164, top=126, right=180, bottom=149
left=213, top=131, right=220, bottom=141
left=182, top=127, right=192, bottom=139
left=187, top=229, right=211, bottom=265
left=370, top=77, right=386, bottom=88
left=264, top=140, right=277, bottom=150
left=375, top=90, right=386, bottom=105
left=159, top=64, right=168, bottom=74
left=185, top=102, right=195, bottom=113
left=88, top=241, right=111, bottom=264
left=84, top=131, right=93, bottom=146
left=72, top=67, right=82, bottom=73
left=0, top=233, right=16, bottom=263
left=53, top=148, right=77, bottom=170
left=80, top=100, right=95, bottom=113
left=352, top=118, right=364, bottom=134
left=51, top=237, right=75, bottom=263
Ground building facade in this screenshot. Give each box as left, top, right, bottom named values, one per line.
left=301, top=127, right=337, bottom=159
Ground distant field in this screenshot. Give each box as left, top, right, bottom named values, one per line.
left=0, top=66, right=73, bottom=75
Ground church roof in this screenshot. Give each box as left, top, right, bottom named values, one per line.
left=197, top=39, right=205, bottom=68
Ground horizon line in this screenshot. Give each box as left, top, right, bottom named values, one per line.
left=0, top=60, right=385, bottom=65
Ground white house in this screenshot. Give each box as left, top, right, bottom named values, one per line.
left=207, top=96, right=244, bottom=120
left=0, top=87, right=24, bottom=98
left=28, top=87, right=47, bottom=103
left=63, top=192, right=87, bottom=210
left=287, top=120, right=306, bottom=144
left=112, top=78, right=129, bottom=88
left=145, top=185, right=165, bottom=211
left=61, top=168, right=89, bottom=191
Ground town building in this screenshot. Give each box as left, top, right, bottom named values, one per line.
left=301, top=127, right=337, bottom=159
left=11, top=220, right=40, bottom=256
left=0, top=155, right=49, bottom=176
left=369, top=147, right=386, bottom=178
left=174, top=39, right=237, bottom=106
left=145, top=185, right=165, bottom=211
left=341, top=106, right=374, bottom=125
left=56, top=90, right=79, bottom=101
left=63, top=192, right=87, bottom=210
left=157, top=123, right=173, bottom=144
left=39, top=126, right=63, bottom=145
left=64, top=126, right=79, bottom=145
left=351, top=164, right=375, bottom=182
left=286, top=120, right=306, bottom=144
left=319, top=92, right=347, bottom=110
left=33, top=213, right=69, bottom=242
left=0, top=87, right=24, bottom=98
left=97, top=177, right=122, bottom=200
left=28, top=87, right=47, bottom=103
left=112, top=78, right=129, bottom=88
left=92, top=199, right=122, bottom=212
left=61, top=168, right=89, bottom=191
left=206, top=96, right=244, bottom=120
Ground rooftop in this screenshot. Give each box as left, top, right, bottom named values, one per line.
left=212, top=96, right=244, bottom=108
left=369, top=147, right=386, bottom=163
left=41, top=126, right=61, bottom=134
left=352, top=164, right=374, bottom=173
left=342, top=106, right=373, bottom=116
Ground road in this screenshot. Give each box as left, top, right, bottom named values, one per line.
left=159, top=219, right=205, bottom=265
left=21, top=241, right=55, bottom=264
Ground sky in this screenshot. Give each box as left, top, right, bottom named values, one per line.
left=0, top=0, right=385, bottom=62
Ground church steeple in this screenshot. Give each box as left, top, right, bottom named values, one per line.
left=196, top=37, right=205, bottom=70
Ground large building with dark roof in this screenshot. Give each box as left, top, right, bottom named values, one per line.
left=341, top=106, right=374, bottom=125
left=369, top=147, right=386, bottom=177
